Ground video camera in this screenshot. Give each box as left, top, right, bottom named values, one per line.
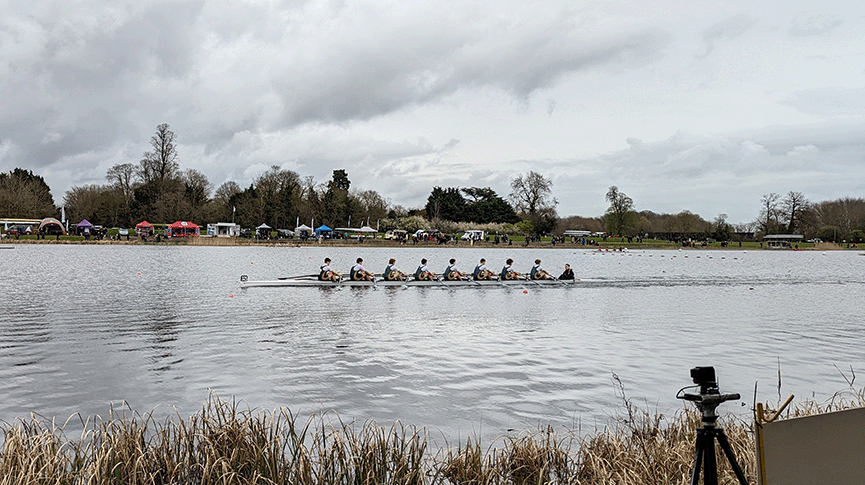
left=677, top=366, right=740, bottom=414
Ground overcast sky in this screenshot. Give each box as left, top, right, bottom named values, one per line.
left=1, top=0, right=863, bottom=223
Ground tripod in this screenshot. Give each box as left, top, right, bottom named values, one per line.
left=681, top=392, right=749, bottom=485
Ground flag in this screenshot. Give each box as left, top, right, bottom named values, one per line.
left=233, top=206, right=236, bottom=213
left=61, top=206, right=65, bottom=222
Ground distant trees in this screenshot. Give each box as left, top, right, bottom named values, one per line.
left=425, top=187, right=464, bottom=222
left=0, top=168, right=58, bottom=218
left=462, top=187, right=519, bottom=224
left=424, top=186, right=518, bottom=225
left=604, top=186, right=634, bottom=236
left=781, top=191, right=810, bottom=233
left=811, top=197, right=865, bottom=243
left=322, top=169, right=354, bottom=227
left=509, top=171, right=558, bottom=235
left=712, top=214, right=733, bottom=241
left=756, top=193, right=783, bottom=235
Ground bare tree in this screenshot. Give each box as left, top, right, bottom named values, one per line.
left=781, top=191, right=809, bottom=233
left=353, top=189, right=390, bottom=225
left=509, top=171, right=556, bottom=215
left=757, top=193, right=781, bottom=233
left=509, top=171, right=558, bottom=235
left=106, top=163, right=138, bottom=204
left=139, top=123, right=180, bottom=185
left=183, top=169, right=213, bottom=210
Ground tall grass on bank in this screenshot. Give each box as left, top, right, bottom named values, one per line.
left=2, top=391, right=862, bottom=485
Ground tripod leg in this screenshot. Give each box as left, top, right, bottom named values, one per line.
left=716, top=430, right=749, bottom=485
left=704, top=430, right=718, bottom=485
left=690, top=429, right=706, bottom=485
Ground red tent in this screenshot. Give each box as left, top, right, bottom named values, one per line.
left=168, top=221, right=199, bottom=237
left=135, top=220, right=154, bottom=237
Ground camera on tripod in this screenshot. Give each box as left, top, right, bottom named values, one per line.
left=677, top=366, right=749, bottom=485
left=678, top=366, right=739, bottom=409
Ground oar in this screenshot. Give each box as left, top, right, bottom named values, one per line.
left=278, top=273, right=317, bottom=280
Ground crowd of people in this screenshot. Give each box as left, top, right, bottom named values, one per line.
left=318, top=257, right=575, bottom=282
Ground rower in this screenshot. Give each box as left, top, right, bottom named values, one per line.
left=384, top=258, right=407, bottom=281
left=559, top=263, right=575, bottom=280
left=472, top=258, right=494, bottom=280
left=350, top=258, right=375, bottom=281
left=320, top=257, right=342, bottom=282
left=530, top=259, right=551, bottom=280
left=500, top=258, right=522, bottom=280
left=414, top=258, right=436, bottom=281
left=444, top=258, right=466, bottom=281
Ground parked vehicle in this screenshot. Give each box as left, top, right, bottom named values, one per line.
left=384, top=230, right=407, bottom=240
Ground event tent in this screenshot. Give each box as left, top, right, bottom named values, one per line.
left=256, top=223, right=272, bottom=238
left=167, top=221, right=199, bottom=237
left=135, top=221, right=154, bottom=236
left=294, top=224, right=313, bottom=238
left=75, top=219, right=93, bottom=236
left=38, top=218, right=65, bottom=235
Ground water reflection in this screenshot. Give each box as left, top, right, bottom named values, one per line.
left=0, top=245, right=863, bottom=442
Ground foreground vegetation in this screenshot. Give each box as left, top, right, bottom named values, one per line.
left=2, top=387, right=862, bottom=485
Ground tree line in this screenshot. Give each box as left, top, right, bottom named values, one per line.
left=1, top=124, right=863, bottom=242
left=578, top=186, right=864, bottom=243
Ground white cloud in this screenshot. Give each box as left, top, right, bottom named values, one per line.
left=0, top=0, right=863, bottom=225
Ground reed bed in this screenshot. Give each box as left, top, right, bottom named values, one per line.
left=2, top=389, right=862, bottom=485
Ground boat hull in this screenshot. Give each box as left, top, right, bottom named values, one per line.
left=240, top=276, right=576, bottom=288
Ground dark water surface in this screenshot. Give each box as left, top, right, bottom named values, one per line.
left=1, top=244, right=863, bottom=440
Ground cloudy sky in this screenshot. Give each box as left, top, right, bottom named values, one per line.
left=1, top=0, right=863, bottom=223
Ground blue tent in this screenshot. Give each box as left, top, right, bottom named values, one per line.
left=315, top=225, right=332, bottom=237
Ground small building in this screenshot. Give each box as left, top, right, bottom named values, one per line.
left=763, top=234, right=804, bottom=249
left=206, top=222, right=240, bottom=237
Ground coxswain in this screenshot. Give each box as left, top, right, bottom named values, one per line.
left=384, top=258, right=407, bottom=281
left=414, top=258, right=436, bottom=281
left=443, top=258, right=466, bottom=280
left=530, top=259, right=550, bottom=280
left=350, top=258, right=375, bottom=281
left=559, top=263, right=575, bottom=280
left=319, top=258, right=342, bottom=282
left=500, top=258, right=522, bottom=280
left=472, top=258, right=495, bottom=280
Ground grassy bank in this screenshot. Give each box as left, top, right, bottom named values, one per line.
left=2, top=389, right=861, bottom=485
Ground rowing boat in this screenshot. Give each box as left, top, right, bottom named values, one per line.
left=239, top=274, right=577, bottom=288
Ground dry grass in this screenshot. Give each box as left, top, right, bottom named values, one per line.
left=2, top=388, right=863, bottom=485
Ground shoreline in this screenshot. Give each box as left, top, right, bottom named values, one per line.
left=0, top=236, right=846, bottom=250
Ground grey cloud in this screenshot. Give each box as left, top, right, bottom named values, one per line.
left=545, top=122, right=865, bottom=221
left=789, top=14, right=843, bottom=37
left=781, top=88, right=865, bottom=116
left=700, top=14, right=754, bottom=57
left=271, top=6, right=669, bottom=126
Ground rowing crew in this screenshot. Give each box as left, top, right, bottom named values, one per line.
left=319, top=257, right=575, bottom=282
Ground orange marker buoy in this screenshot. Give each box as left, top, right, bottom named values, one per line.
left=523, top=289, right=528, bottom=293
left=229, top=294, right=234, bottom=297
left=137, top=272, right=141, bottom=275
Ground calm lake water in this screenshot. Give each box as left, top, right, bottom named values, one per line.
left=1, top=244, right=863, bottom=442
